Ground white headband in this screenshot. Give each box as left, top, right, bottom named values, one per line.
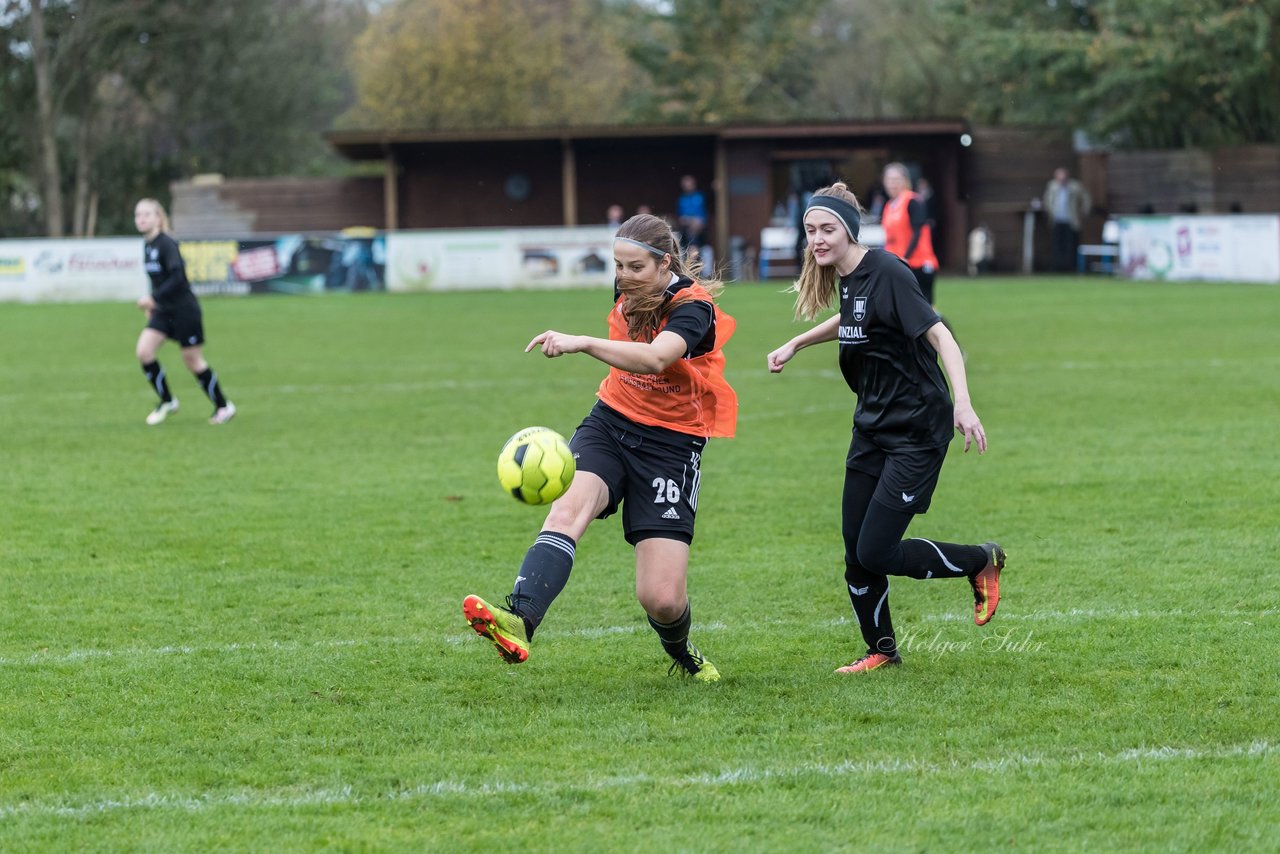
left=615, top=236, right=667, bottom=257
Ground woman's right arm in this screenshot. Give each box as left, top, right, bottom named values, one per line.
left=767, top=314, right=840, bottom=373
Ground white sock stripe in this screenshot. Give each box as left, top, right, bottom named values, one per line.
left=535, top=534, right=576, bottom=560
left=911, top=538, right=965, bottom=575
left=872, top=587, right=889, bottom=628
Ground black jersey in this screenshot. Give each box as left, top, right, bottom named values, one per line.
left=143, top=233, right=199, bottom=311
left=837, top=249, right=951, bottom=449
left=612, top=275, right=715, bottom=358
left=598, top=274, right=718, bottom=447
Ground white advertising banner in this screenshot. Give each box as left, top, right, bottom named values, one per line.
left=386, top=226, right=615, bottom=292
left=0, top=238, right=147, bottom=302
left=1, top=226, right=618, bottom=302
left=1118, top=215, right=1280, bottom=283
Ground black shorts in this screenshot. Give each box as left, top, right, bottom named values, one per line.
left=147, top=303, right=205, bottom=347
left=910, top=266, right=936, bottom=305
left=846, top=431, right=948, bottom=514
left=570, top=404, right=706, bottom=546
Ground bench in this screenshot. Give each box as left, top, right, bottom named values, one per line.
left=1077, top=244, right=1118, bottom=274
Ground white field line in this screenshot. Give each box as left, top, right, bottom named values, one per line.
left=921, top=607, right=1280, bottom=623
left=0, top=376, right=587, bottom=406
left=0, top=622, right=728, bottom=667
left=7, top=354, right=1276, bottom=405
left=7, top=607, right=1278, bottom=668
left=0, top=741, right=1271, bottom=820
left=826, top=608, right=1279, bottom=630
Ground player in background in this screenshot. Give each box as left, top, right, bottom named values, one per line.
left=134, top=198, right=237, bottom=426
left=463, top=214, right=737, bottom=682
left=881, top=162, right=940, bottom=306
left=766, top=182, right=1005, bottom=674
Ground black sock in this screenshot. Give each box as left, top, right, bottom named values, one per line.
left=896, top=538, right=987, bottom=580
left=196, top=368, right=228, bottom=408
left=142, top=361, right=172, bottom=403
left=507, top=531, right=575, bottom=639
left=647, top=602, right=692, bottom=661
left=845, top=561, right=897, bottom=657
left=856, top=501, right=985, bottom=580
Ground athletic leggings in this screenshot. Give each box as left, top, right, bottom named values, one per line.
left=840, top=468, right=985, bottom=656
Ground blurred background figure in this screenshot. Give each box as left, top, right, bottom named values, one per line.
left=915, top=176, right=938, bottom=229
left=863, top=177, right=888, bottom=222
left=1042, top=167, right=1092, bottom=272
left=968, top=223, right=995, bottom=275
left=676, top=174, right=707, bottom=259
left=881, top=162, right=940, bottom=306
left=606, top=204, right=625, bottom=227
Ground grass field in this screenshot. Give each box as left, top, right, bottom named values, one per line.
left=1, top=276, right=1278, bottom=851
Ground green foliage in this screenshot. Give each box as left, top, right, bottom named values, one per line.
left=0, top=0, right=366, bottom=237
left=804, top=0, right=977, bottom=120
left=144, top=1, right=367, bottom=179
left=341, top=0, right=633, bottom=130
left=1, top=279, right=1279, bottom=847
left=938, top=0, right=1280, bottom=147
left=618, top=0, right=829, bottom=123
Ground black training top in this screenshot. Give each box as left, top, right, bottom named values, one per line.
left=837, top=248, right=951, bottom=449
left=143, top=233, right=199, bottom=311
left=594, top=274, right=716, bottom=448
left=612, top=275, right=715, bottom=358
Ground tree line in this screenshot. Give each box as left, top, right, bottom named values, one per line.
left=3, top=0, right=1276, bottom=238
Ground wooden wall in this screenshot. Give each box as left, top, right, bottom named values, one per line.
left=397, top=140, right=565, bottom=229
left=1106, top=150, right=1215, bottom=214
left=1105, top=145, right=1280, bottom=215
left=173, top=135, right=1280, bottom=276
left=963, top=126, right=1076, bottom=273
left=172, top=177, right=384, bottom=237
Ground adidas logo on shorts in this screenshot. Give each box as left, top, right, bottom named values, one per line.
left=661, top=507, right=681, bottom=520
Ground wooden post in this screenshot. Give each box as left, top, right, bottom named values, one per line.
left=1022, top=208, right=1036, bottom=274
left=562, top=138, right=578, bottom=226
left=383, top=146, right=399, bottom=231
left=714, top=138, right=728, bottom=264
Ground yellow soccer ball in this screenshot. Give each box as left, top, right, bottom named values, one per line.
left=496, top=427, right=576, bottom=505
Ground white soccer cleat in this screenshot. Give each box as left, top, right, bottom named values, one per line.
left=146, top=399, right=179, bottom=426
left=209, top=402, right=237, bottom=425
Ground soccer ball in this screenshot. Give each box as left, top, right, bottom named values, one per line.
left=497, top=427, right=575, bottom=505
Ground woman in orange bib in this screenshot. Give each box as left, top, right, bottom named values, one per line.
left=881, top=162, right=940, bottom=306
left=463, top=214, right=736, bottom=682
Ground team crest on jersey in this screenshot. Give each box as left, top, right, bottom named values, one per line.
left=853, top=297, right=867, bottom=321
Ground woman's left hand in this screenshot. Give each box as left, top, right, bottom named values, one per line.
left=954, top=402, right=986, bottom=454
left=136, top=295, right=156, bottom=312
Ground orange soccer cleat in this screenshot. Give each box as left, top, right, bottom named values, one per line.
left=835, top=651, right=903, bottom=674
left=970, top=542, right=1006, bottom=626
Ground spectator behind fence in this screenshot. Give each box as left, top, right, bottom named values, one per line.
left=676, top=174, right=708, bottom=256
left=606, top=204, right=625, bottom=227
left=1042, top=167, right=1091, bottom=272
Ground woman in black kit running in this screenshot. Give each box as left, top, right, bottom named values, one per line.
left=767, top=182, right=1006, bottom=675
left=134, top=198, right=236, bottom=426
